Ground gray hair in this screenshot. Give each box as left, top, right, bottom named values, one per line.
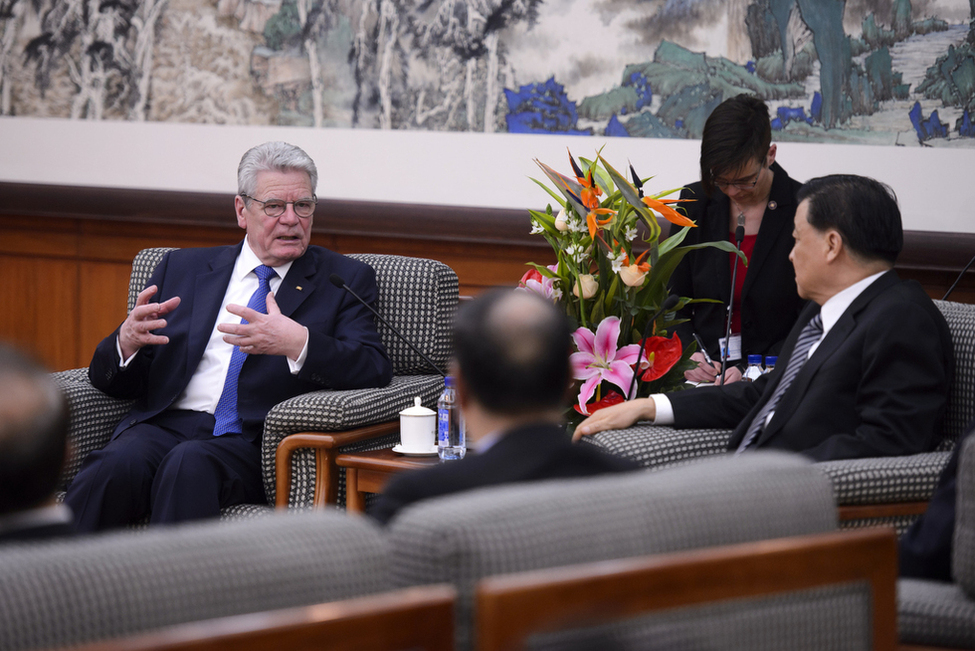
left=237, top=142, right=318, bottom=197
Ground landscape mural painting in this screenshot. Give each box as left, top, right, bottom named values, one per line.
left=0, top=0, right=973, bottom=146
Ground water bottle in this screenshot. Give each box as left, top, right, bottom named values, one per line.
left=437, top=376, right=466, bottom=461
left=763, top=356, right=777, bottom=375
left=742, top=354, right=764, bottom=382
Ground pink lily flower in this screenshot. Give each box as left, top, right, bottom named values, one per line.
left=570, top=316, right=642, bottom=415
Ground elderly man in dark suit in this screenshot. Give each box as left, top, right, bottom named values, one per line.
left=0, top=343, right=74, bottom=542
left=369, top=290, right=637, bottom=526
left=575, top=174, right=953, bottom=462
left=66, top=142, right=392, bottom=531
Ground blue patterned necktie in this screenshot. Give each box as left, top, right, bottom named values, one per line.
left=212, top=265, right=277, bottom=437
left=736, top=313, right=824, bottom=453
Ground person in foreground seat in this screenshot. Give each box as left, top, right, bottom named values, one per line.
left=899, top=417, right=975, bottom=582
left=66, top=141, right=392, bottom=531
left=574, top=174, right=953, bottom=462
left=0, top=342, right=75, bottom=542
left=369, top=290, right=638, bottom=526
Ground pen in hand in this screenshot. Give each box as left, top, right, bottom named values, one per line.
left=692, top=333, right=714, bottom=365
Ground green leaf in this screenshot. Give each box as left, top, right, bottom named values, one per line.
left=530, top=177, right=570, bottom=207
left=598, top=155, right=646, bottom=213
left=534, top=160, right=588, bottom=217
left=528, top=209, right=560, bottom=239
left=657, top=226, right=690, bottom=255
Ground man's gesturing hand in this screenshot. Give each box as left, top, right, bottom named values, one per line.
left=218, top=292, right=307, bottom=361
left=119, top=286, right=181, bottom=360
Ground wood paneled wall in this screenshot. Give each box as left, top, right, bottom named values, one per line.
left=1, top=182, right=972, bottom=372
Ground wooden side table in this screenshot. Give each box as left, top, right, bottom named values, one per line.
left=336, top=448, right=440, bottom=513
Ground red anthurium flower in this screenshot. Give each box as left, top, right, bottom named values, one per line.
left=573, top=389, right=625, bottom=416
left=638, top=333, right=683, bottom=382
left=642, top=196, right=696, bottom=228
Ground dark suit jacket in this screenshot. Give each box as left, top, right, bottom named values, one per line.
left=368, top=422, right=639, bottom=525
left=89, top=243, right=393, bottom=443
left=899, top=419, right=975, bottom=582
left=668, top=270, right=953, bottom=461
left=669, top=162, right=806, bottom=361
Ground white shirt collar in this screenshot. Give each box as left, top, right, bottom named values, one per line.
left=818, top=270, right=888, bottom=337
left=235, top=239, right=294, bottom=282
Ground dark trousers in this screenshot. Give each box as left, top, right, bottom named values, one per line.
left=64, top=410, right=265, bottom=532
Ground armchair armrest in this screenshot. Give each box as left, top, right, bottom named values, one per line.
left=579, top=424, right=732, bottom=469
left=51, top=368, right=134, bottom=489
left=275, top=422, right=399, bottom=509
left=816, top=452, right=953, bottom=528
left=263, top=375, right=445, bottom=509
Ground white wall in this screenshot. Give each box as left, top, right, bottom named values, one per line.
left=1, top=116, right=973, bottom=233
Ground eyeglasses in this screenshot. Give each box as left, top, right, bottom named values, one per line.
left=241, top=194, right=317, bottom=218
left=712, top=166, right=762, bottom=191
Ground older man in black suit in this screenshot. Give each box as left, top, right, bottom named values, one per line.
left=575, top=174, right=953, bottom=462
left=369, top=290, right=637, bottom=526
left=0, top=343, right=74, bottom=542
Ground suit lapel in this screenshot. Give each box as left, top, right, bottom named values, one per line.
left=186, top=245, right=240, bottom=373
left=757, top=270, right=899, bottom=445
left=275, top=251, right=316, bottom=317
left=742, top=163, right=795, bottom=297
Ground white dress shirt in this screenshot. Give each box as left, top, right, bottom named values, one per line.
left=118, top=239, right=309, bottom=415
left=651, top=270, right=888, bottom=425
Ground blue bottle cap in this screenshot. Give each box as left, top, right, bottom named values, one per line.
left=765, top=356, right=777, bottom=366
left=747, top=354, right=763, bottom=364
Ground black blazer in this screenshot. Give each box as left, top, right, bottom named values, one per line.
left=669, top=162, right=806, bottom=361
left=669, top=271, right=954, bottom=461
left=89, top=244, right=393, bottom=443
left=369, top=422, right=639, bottom=525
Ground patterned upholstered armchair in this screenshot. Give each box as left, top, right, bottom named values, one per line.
left=53, top=248, right=458, bottom=516
left=582, top=299, right=975, bottom=532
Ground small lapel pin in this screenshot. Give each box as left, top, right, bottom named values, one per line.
left=296, top=286, right=303, bottom=291
left=768, top=200, right=778, bottom=210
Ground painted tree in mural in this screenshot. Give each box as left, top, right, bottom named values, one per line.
left=349, top=0, right=415, bottom=128
left=351, top=0, right=538, bottom=131
left=23, top=0, right=167, bottom=120
left=0, top=0, right=26, bottom=114
left=297, top=0, right=334, bottom=128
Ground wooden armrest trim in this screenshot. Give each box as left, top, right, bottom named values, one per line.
left=475, top=528, right=897, bottom=651
left=273, top=421, right=400, bottom=509
left=838, top=502, right=929, bottom=522
left=74, top=585, right=457, bottom=651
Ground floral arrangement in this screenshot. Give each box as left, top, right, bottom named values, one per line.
left=521, top=149, right=743, bottom=419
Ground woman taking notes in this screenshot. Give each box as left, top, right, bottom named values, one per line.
left=669, top=95, right=805, bottom=384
